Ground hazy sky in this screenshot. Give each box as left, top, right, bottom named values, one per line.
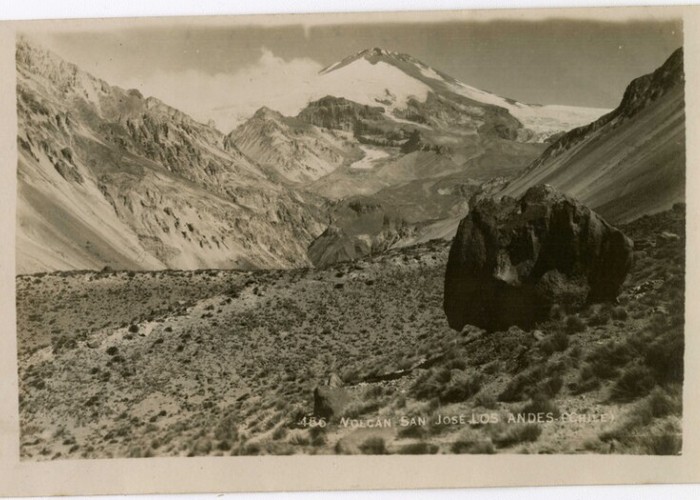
left=34, top=16, right=682, bottom=132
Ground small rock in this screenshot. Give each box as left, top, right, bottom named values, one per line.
left=328, top=373, right=344, bottom=388
left=653, top=305, right=669, bottom=316
left=658, top=231, right=680, bottom=242
left=634, top=238, right=655, bottom=250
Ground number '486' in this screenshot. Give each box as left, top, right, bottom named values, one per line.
left=298, top=416, right=327, bottom=428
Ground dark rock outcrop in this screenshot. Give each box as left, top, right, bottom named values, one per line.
left=444, top=185, right=633, bottom=331
left=307, top=199, right=415, bottom=267
left=296, top=95, right=386, bottom=132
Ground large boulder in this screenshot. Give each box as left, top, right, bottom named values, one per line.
left=444, top=185, right=633, bottom=331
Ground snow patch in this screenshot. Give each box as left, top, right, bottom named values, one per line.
left=449, top=81, right=608, bottom=140
left=417, top=64, right=445, bottom=82
left=314, top=60, right=431, bottom=114
left=350, top=146, right=392, bottom=170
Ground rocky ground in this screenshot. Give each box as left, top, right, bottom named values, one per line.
left=16, top=206, right=684, bottom=459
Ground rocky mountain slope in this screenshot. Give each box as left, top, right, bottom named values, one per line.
left=307, top=198, right=415, bottom=267
left=16, top=37, right=326, bottom=273
left=501, top=48, right=685, bottom=224
left=224, top=106, right=362, bottom=184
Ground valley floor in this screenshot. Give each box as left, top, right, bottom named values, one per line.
left=16, top=207, right=685, bottom=458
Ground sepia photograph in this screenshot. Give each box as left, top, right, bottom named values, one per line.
left=12, top=8, right=688, bottom=461
left=2, top=3, right=699, bottom=494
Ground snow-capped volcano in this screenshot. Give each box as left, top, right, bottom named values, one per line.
left=317, top=47, right=609, bottom=142
left=217, top=47, right=608, bottom=142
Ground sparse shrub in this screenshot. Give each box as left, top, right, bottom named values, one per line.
left=498, top=366, right=546, bottom=402
left=342, top=400, right=382, bottom=419
left=288, top=431, right=310, bottom=446
left=441, top=372, right=482, bottom=403
left=106, top=346, right=118, bottom=356
left=519, top=395, right=561, bottom=418
left=243, top=441, right=261, bottom=455
left=565, top=315, right=586, bottom=334
left=586, top=341, right=635, bottom=380
left=474, top=392, right=498, bottom=409
left=52, top=335, right=78, bottom=353
left=358, top=436, right=388, bottom=455
left=552, top=331, right=569, bottom=351
left=644, top=386, right=682, bottom=418
left=446, top=358, right=467, bottom=371
left=538, top=375, right=564, bottom=398
left=643, top=430, right=682, bottom=455
left=649, top=313, right=668, bottom=334
left=190, top=437, right=212, bottom=456
left=334, top=439, right=355, bottom=455
left=582, top=438, right=607, bottom=453
left=272, top=425, right=288, bottom=441
left=451, top=436, right=495, bottom=454
left=588, top=306, right=611, bottom=327
left=264, top=442, right=295, bottom=455
left=309, top=426, right=326, bottom=447
left=482, top=360, right=501, bottom=375
left=491, top=424, right=542, bottom=448
left=610, top=364, right=656, bottom=402
left=644, top=329, right=684, bottom=384
left=601, top=397, right=682, bottom=456
left=214, top=413, right=239, bottom=442
left=569, top=345, right=582, bottom=359
left=365, top=385, right=385, bottom=399
left=398, top=424, right=427, bottom=439
left=128, top=324, right=139, bottom=333
left=398, top=442, right=439, bottom=454
left=411, top=367, right=481, bottom=403
left=611, top=306, right=629, bottom=321
left=549, top=304, right=566, bottom=321
left=540, top=331, right=569, bottom=355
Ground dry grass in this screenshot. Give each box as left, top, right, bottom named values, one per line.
left=16, top=208, right=685, bottom=458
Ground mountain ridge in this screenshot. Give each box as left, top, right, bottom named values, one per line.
left=501, top=47, right=685, bottom=223
left=16, top=37, right=327, bottom=273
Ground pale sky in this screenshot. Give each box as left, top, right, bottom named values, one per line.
left=29, top=17, right=682, bottom=132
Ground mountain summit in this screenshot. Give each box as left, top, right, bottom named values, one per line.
left=319, top=47, right=415, bottom=74
left=312, top=47, right=610, bottom=142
